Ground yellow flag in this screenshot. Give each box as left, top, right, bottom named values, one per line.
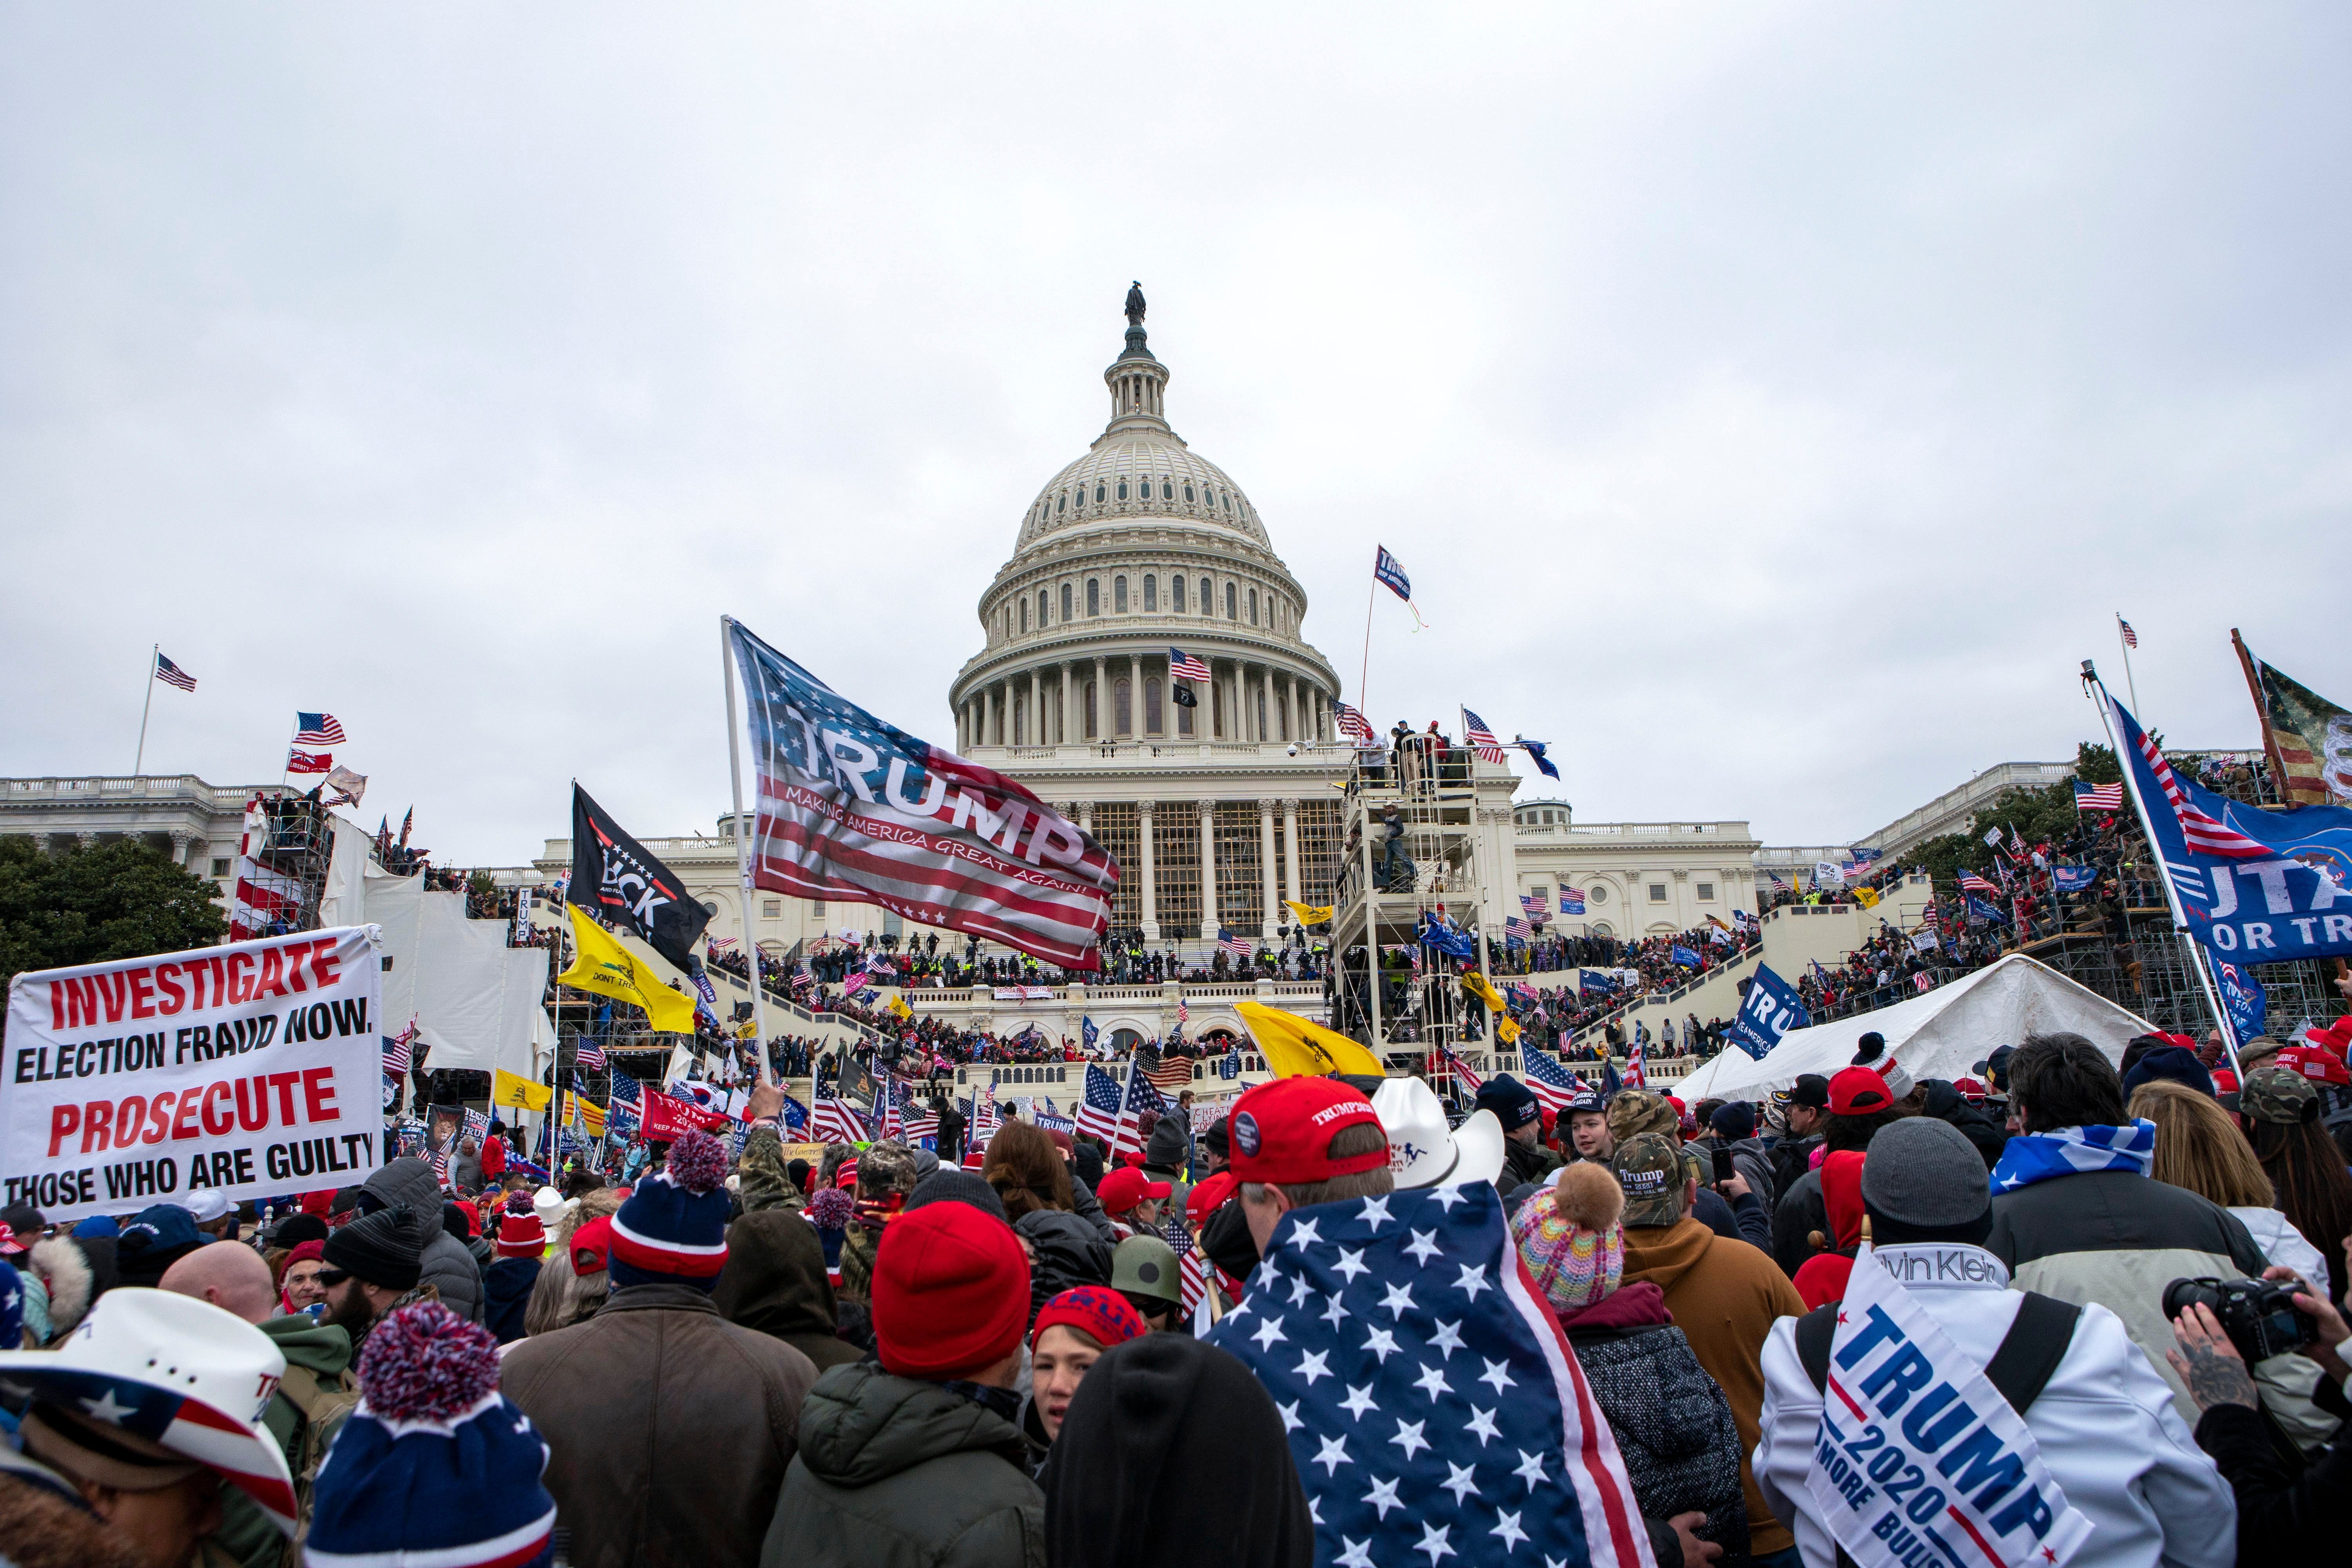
left=887, top=993, right=913, bottom=1021
left=1459, top=970, right=1507, bottom=1012
left=1283, top=900, right=1335, bottom=928
left=557, top=905, right=699, bottom=1034
left=562, top=1093, right=607, bottom=1138
left=1854, top=886, right=1881, bottom=909
left=1235, top=1001, right=1388, bottom=1079
left=491, top=1069, right=552, bottom=1112
left=1496, top=1015, right=1522, bottom=1045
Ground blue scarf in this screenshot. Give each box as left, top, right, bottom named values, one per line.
left=1989, top=1121, right=2156, bottom=1194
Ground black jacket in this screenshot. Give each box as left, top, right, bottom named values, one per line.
left=1765, top=1133, right=1819, bottom=1206
left=2193, top=1376, right=2352, bottom=1559
left=1771, top=1167, right=1828, bottom=1278
left=1921, top=1081, right=2008, bottom=1171
left=1014, top=1210, right=1114, bottom=1327
left=1494, top=1135, right=1562, bottom=1198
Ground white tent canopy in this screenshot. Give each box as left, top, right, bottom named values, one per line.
left=1677, top=955, right=2159, bottom=1102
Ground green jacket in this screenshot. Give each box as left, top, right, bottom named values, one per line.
left=211, top=1314, right=356, bottom=1568
left=762, top=1363, right=1044, bottom=1568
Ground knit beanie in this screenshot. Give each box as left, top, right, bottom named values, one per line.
left=608, top=1129, right=731, bottom=1292
left=1709, top=1101, right=1756, bottom=1141
left=1510, top=1163, right=1626, bottom=1312
left=2121, top=1045, right=2215, bottom=1100
left=1031, top=1285, right=1148, bottom=1353
left=494, top=1195, right=546, bottom=1260
left=324, top=1206, right=426, bottom=1292
left=870, top=1201, right=1031, bottom=1381
left=303, top=1301, right=557, bottom=1568
left=1853, top=1033, right=1915, bottom=1100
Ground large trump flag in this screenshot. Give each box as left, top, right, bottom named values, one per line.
left=727, top=619, right=1118, bottom=971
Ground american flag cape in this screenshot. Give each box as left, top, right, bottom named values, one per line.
left=1074, top=1063, right=1124, bottom=1145
left=1438, top=1044, right=1484, bottom=1094
left=1204, top=1184, right=1651, bottom=1568
left=1461, top=708, right=1510, bottom=767
left=728, top=619, right=1118, bottom=971
left=1624, top=1036, right=1646, bottom=1088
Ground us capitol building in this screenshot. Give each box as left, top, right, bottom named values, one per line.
left=11, top=289, right=1964, bottom=1041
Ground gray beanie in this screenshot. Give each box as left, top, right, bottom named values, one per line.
left=1859, top=1118, right=1989, bottom=1229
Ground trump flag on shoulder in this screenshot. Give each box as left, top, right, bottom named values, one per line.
left=726, top=618, right=1118, bottom=971
left=1205, top=1182, right=1651, bottom=1568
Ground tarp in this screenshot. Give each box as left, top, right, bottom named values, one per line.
left=365, top=874, right=549, bottom=1080
left=1675, top=955, right=2158, bottom=1101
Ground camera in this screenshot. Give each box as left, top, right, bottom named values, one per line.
left=2163, top=1276, right=2309, bottom=1364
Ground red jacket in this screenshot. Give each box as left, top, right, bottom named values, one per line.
left=481, top=1136, right=507, bottom=1181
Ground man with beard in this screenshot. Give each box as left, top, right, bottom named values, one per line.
left=316, top=1206, right=429, bottom=1352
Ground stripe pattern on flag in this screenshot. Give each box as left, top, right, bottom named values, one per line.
left=1461, top=707, right=1510, bottom=766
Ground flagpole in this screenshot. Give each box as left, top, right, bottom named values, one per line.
left=2115, top=615, right=2141, bottom=727
left=2085, top=665, right=2236, bottom=1070
left=1357, top=566, right=1377, bottom=719
left=720, top=616, right=775, bottom=1087
left=133, top=644, right=158, bottom=777
left=2228, top=629, right=2292, bottom=797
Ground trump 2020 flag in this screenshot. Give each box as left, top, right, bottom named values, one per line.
left=727, top=619, right=1118, bottom=971
left=1726, top=964, right=1809, bottom=1061
left=1205, top=1183, right=1651, bottom=1568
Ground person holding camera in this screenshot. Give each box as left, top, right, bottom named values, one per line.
left=2166, top=1248, right=2352, bottom=1556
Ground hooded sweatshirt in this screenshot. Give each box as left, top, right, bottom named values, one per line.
left=1622, top=1216, right=1807, bottom=1557
left=713, top=1209, right=863, bottom=1372
left=1789, top=1151, right=1864, bottom=1309
left=359, top=1158, right=485, bottom=1323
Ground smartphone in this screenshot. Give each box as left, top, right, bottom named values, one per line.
left=1711, top=1146, right=1738, bottom=1185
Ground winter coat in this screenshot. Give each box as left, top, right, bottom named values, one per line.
left=763, top=1362, right=1045, bottom=1568
left=1495, top=1134, right=1563, bottom=1198
left=1757, top=1243, right=2236, bottom=1568
left=1766, top=1132, right=1819, bottom=1202
left=2194, top=1374, right=2352, bottom=1560
left=1621, top=1216, right=1807, bottom=1556
left=1987, top=1166, right=2272, bottom=1430
left=503, top=1281, right=819, bottom=1568
left=360, top=1158, right=484, bottom=1323
left=1015, top=1210, right=1114, bottom=1327
left=1921, top=1080, right=2008, bottom=1171
left=1695, top=1185, right=1771, bottom=1252
left=1716, top=1135, right=1777, bottom=1212
left=1769, top=1166, right=1828, bottom=1279
left=737, top=1125, right=807, bottom=1216
left=484, top=1257, right=541, bottom=1345
left=1066, top=1178, right=1116, bottom=1245
left=714, top=1208, right=865, bottom=1373
left=1558, top=1282, right=1752, bottom=1568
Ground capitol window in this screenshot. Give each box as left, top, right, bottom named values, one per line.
left=1056, top=492, right=1066, bottom=514
left=1019, top=600, right=1029, bottom=633
left=1225, top=583, right=1237, bottom=619
left=1114, top=576, right=1128, bottom=613
left=1171, top=575, right=1186, bottom=613
left=1038, top=589, right=1049, bottom=626
left=1117, top=480, right=1128, bottom=501
left=1062, top=583, right=1073, bottom=621
left=1114, top=677, right=1132, bottom=737
left=1648, top=884, right=1668, bottom=903
left=1589, top=885, right=1608, bottom=904
left=1145, top=677, right=1163, bottom=733
left=1161, top=479, right=1173, bottom=500
left=1143, top=575, right=1157, bottom=612
left=1096, top=484, right=1106, bottom=503
left=1698, top=882, right=1716, bottom=901
left=1200, top=576, right=1212, bottom=614
left=1183, top=483, right=1195, bottom=503
left=1221, top=492, right=1231, bottom=511
left=1248, top=588, right=1259, bottom=624
left=1087, top=579, right=1100, bottom=617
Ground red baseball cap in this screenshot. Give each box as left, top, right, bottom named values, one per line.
left=1951, top=1076, right=1988, bottom=1104
left=1187, top=1171, right=1238, bottom=1224
left=1227, top=1078, right=1386, bottom=1186
left=1096, top=1167, right=1171, bottom=1216
left=1828, top=1066, right=1895, bottom=1116
left=2275, top=1045, right=2352, bottom=1087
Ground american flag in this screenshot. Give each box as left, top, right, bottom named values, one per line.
left=1438, top=1044, right=1485, bottom=1094
left=1074, top=1063, right=1124, bottom=1145
left=382, top=1024, right=416, bottom=1079
left=728, top=620, right=1117, bottom=972
left=2118, top=616, right=2138, bottom=649
left=287, top=750, right=334, bottom=774
left=1334, top=702, right=1377, bottom=746
left=1519, top=1041, right=1583, bottom=1112
left=2107, top=690, right=2274, bottom=859
left=1503, top=915, right=1532, bottom=941
left=1168, top=647, right=1210, bottom=682
left=1218, top=928, right=1254, bottom=960
left=1519, top=889, right=1548, bottom=919
left=154, top=652, right=197, bottom=692
left=1176, top=998, right=1189, bottom=1031
left=1136, top=1045, right=1196, bottom=1093
left=1624, top=1034, right=1646, bottom=1088
left=1913, top=972, right=1932, bottom=993
left=575, top=1040, right=606, bottom=1071
left=810, top=1094, right=869, bottom=1146
left=1958, top=870, right=2000, bottom=896
left=1167, top=1212, right=1213, bottom=1320
left=294, top=712, right=347, bottom=745
left=708, top=936, right=738, bottom=952
left=1461, top=708, right=1510, bottom=766
left=1204, top=1184, right=1649, bottom=1568
left=901, top=1101, right=941, bottom=1144
left=608, top=1070, right=642, bottom=1109
left=1557, top=886, right=1586, bottom=915
left=1114, top=1058, right=1165, bottom=1160
left=429, top=1149, right=452, bottom=1187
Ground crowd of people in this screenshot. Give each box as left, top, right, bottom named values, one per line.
left=7, top=1000, right=2351, bottom=1567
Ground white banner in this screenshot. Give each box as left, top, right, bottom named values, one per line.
left=4, top=927, right=385, bottom=1223
left=1815, top=860, right=1847, bottom=887
left=1806, top=1244, right=2092, bottom=1568
left=991, top=985, right=1056, bottom=1002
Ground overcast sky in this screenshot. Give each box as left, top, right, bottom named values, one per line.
left=5, top=4, right=2345, bottom=866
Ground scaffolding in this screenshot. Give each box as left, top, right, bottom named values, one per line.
left=2021, top=907, right=2341, bottom=1043
left=246, top=791, right=335, bottom=935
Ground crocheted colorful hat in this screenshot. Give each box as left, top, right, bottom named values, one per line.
left=1510, top=1163, right=1626, bottom=1312
left=302, top=1299, right=556, bottom=1568
left=608, top=1129, right=731, bottom=1290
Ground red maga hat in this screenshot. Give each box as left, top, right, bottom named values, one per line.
left=1227, top=1077, right=1386, bottom=1187
left=1828, top=1066, right=1894, bottom=1117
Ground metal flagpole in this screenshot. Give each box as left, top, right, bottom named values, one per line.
left=720, top=616, right=775, bottom=1087
left=2084, top=663, right=2237, bottom=1071
left=1357, top=572, right=1377, bottom=719
left=133, top=644, right=158, bottom=777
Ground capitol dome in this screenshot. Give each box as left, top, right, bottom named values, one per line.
left=950, top=288, right=1342, bottom=757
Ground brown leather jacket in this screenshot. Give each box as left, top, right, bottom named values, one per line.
left=503, top=1282, right=819, bottom=1568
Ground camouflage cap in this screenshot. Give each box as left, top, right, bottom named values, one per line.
left=1611, top=1132, right=1688, bottom=1228
left=1605, top=1090, right=1678, bottom=1145
left=2240, top=1065, right=2318, bottom=1126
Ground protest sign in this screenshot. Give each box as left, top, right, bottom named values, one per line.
left=4, top=926, right=383, bottom=1223
left=1807, top=1245, right=2093, bottom=1568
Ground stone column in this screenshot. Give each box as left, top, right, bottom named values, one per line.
left=169, top=832, right=193, bottom=868
left=1092, top=657, right=1107, bottom=741
left=1127, top=653, right=1143, bottom=739
left=1138, top=800, right=1160, bottom=942
left=1288, top=675, right=1302, bottom=744
left=980, top=686, right=995, bottom=748
left=1029, top=669, right=1042, bottom=748
left=1078, top=801, right=1094, bottom=833
left=1258, top=798, right=1279, bottom=939
left=1197, top=801, right=1219, bottom=940
left=1281, top=798, right=1301, bottom=912
left=1058, top=664, right=1072, bottom=746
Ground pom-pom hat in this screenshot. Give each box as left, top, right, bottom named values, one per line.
left=302, top=1300, right=556, bottom=1568
left=1226, top=1077, right=1385, bottom=1186
left=0, top=1287, right=296, bottom=1534
left=608, top=1129, right=731, bottom=1290
left=494, top=1196, right=546, bottom=1260
left=1512, top=1163, right=1626, bottom=1311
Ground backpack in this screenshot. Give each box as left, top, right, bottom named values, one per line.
left=273, top=1362, right=363, bottom=1566
left=1793, top=1293, right=2079, bottom=1568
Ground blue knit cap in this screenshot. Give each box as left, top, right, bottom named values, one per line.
left=608, top=1129, right=733, bottom=1292
left=303, top=1299, right=555, bottom=1568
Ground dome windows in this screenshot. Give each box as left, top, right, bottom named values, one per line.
left=1019, top=599, right=1029, bottom=633
left=1248, top=588, right=1259, bottom=625
left=1225, top=583, right=1237, bottom=620
left=1161, top=479, right=1173, bottom=500
left=1056, top=492, right=1066, bottom=514
left=1171, top=575, right=1186, bottom=613
left=1087, top=579, right=1100, bottom=617
left=1037, top=588, right=1050, bottom=628
left=1222, top=492, right=1232, bottom=512
left=1062, top=583, right=1073, bottom=621
left=1183, top=483, right=1195, bottom=503
left=1095, top=484, right=1106, bottom=504
left=1116, top=480, right=1128, bottom=501
left=1114, top=576, right=1128, bottom=613
left=1143, top=575, right=1157, bottom=612
left=1199, top=576, right=1212, bottom=615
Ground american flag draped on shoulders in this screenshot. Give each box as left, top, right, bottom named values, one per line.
left=1204, top=1183, right=1651, bottom=1568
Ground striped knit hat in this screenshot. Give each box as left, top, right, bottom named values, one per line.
left=1510, top=1163, right=1626, bottom=1312
left=608, top=1130, right=731, bottom=1291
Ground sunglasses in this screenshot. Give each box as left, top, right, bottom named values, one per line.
left=315, top=1267, right=352, bottom=1288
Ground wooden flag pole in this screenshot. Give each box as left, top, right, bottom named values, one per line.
left=720, top=616, right=775, bottom=1087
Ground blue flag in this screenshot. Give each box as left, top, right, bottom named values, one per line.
left=2051, top=864, right=2099, bottom=894
left=1416, top=913, right=1477, bottom=960
left=1515, top=738, right=1559, bottom=780
left=2106, top=685, right=2352, bottom=963
left=1578, top=969, right=1619, bottom=996
left=1203, top=1185, right=1648, bottom=1568
left=2212, top=959, right=2268, bottom=1046
left=1373, top=544, right=1412, bottom=601
left=1082, top=1016, right=1099, bottom=1051
left=1670, top=944, right=1701, bottom=967
left=1964, top=895, right=2009, bottom=926
left=1726, top=964, right=1809, bottom=1061
left=779, top=1093, right=809, bottom=1134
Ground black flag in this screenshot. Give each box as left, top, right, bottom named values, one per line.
left=1171, top=684, right=1197, bottom=708
left=569, top=785, right=711, bottom=975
